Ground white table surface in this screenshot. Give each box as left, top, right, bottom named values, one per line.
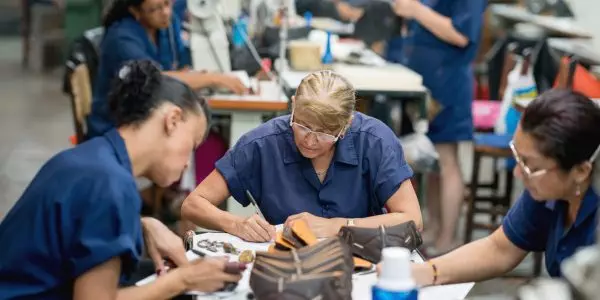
left=490, top=4, right=592, bottom=38
left=136, top=231, right=474, bottom=300
left=547, top=38, right=600, bottom=65
left=281, top=63, right=425, bottom=93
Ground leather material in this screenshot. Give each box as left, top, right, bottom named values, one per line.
left=250, top=237, right=353, bottom=300
left=278, top=220, right=318, bottom=249
left=338, top=221, right=423, bottom=263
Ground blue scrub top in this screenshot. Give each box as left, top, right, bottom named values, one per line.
left=0, top=129, right=144, bottom=299
left=503, top=189, right=598, bottom=277
left=386, top=0, right=487, bottom=143
left=87, top=15, right=190, bottom=139
left=216, top=112, right=414, bottom=225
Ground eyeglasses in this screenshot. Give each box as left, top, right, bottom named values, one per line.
left=510, top=140, right=600, bottom=179
left=510, top=140, right=553, bottom=179
left=289, top=110, right=345, bottom=144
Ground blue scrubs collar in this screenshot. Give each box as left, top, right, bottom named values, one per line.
left=545, top=187, right=598, bottom=231
left=104, top=129, right=133, bottom=175
left=118, top=16, right=182, bottom=71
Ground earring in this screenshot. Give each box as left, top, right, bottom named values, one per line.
left=575, top=183, right=581, bottom=197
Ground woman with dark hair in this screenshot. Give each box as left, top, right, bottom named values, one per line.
left=0, top=60, right=241, bottom=299
left=400, top=89, right=600, bottom=286
left=87, top=0, right=246, bottom=138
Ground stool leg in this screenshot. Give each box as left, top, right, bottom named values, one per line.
left=497, top=167, right=514, bottom=225
left=464, top=151, right=482, bottom=244
left=533, top=252, right=543, bottom=276
left=491, top=157, right=500, bottom=191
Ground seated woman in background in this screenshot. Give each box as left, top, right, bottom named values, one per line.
left=407, top=89, right=600, bottom=286
left=87, top=0, right=246, bottom=138
left=181, top=70, right=422, bottom=242
left=0, top=61, right=240, bottom=299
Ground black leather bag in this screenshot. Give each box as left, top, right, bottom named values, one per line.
left=338, top=221, right=423, bottom=263
left=249, top=237, right=353, bottom=300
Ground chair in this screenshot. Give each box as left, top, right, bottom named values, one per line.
left=68, top=64, right=93, bottom=144
left=64, top=33, right=165, bottom=219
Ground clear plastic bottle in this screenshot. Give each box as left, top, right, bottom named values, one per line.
left=372, top=247, right=418, bottom=300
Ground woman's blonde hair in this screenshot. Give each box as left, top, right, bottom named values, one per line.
left=294, top=70, right=356, bottom=132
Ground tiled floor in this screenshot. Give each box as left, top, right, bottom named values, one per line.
left=0, top=36, right=533, bottom=298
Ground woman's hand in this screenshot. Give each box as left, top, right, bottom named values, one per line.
left=393, top=0, right=421, bottom=18
left=141, top=217, right=188, bottom=274
left=284, top=213, right=345, bottom=238
left=178, top=257, right=242, bottom=292
left=227, top=214, right=276, bottom=242
left=210, top=74, right=247, bottom=95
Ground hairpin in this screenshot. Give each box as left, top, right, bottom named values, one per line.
left=118, top=65, right=131, bottom=80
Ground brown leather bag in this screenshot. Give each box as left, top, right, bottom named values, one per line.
left=338, top=221, right=423, bottom=263
left=250, top=237, right=353, bottom=300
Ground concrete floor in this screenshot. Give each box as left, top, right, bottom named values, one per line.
left=0, top=36, right=536, bottom=298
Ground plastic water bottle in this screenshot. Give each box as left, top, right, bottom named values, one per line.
left=232, top=16, right=248, bottom=48
left=372, top=247, right=418, bottom=300
left=322, top=31, right=334, bottom=65
left=304, top=11, right=313, bottom=28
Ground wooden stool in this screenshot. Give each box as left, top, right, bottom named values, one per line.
left=464, top=133, right=514, bottom=244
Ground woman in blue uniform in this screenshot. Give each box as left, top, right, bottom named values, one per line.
left=388, top=0, right=487, bottom=252
left=87, top=0, right=247, bottom=138
left=407, top=90, right=600, bottom=285
left=181, top=70, right=423, bottom=242
left=0, top=61, right=241, bottom=299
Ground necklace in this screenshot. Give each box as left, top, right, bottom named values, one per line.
left=315, top=169, right=327, bottom=176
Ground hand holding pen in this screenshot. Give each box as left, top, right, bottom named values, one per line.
left=226, top=190, right=276, bottom=242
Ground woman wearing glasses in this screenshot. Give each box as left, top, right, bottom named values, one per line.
left=407, top=89, right=600, bottom=286
left=181, top=70, right=423, bottom=242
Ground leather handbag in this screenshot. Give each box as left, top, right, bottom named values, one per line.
left=271, top=220, right=373, bottom=271
left=250, top=237, right=353, bottom=300
left=338, top=221, right=423, bottom=263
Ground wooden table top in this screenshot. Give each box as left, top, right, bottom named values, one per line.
left=206, top=80, right=289, bottom=112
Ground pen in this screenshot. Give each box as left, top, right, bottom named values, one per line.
left=245, top=190, right=266, bottom=219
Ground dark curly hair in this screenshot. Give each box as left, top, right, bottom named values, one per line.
left=103, top=0, right=145, bottom=28
left=108, top=60, right=210, bottom=132
left=522, top=89, right=600, bottom=171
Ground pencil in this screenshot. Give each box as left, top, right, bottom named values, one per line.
left=245, top=190, right=266, bottom=219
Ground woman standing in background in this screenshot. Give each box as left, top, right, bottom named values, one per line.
left=387, top=0, right=487, bottom=253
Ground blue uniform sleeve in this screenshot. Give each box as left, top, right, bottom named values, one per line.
left=450, top=0, right=488, bottom=43
left=502, top=191, right=552, bottom=252
left=215, top=142, right=260, bottom=207
left=68, top=180, right=142, bottom=278
left=373, top=137, right=414, bottom=209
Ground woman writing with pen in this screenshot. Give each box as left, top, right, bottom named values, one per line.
left=181, top=70, right=423, bottom=242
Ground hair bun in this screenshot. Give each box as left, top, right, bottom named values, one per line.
left=108, top=60, right=162, bottom=124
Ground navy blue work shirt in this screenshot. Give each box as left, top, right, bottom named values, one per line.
left=0, top=129, right=143, bottom=299
left=386, top=0, right=487, bottom=143
left=87, top=15, right=189, bottom=138
left=215, top=112, right=414, bottom=225
left=503, top=188, right=599, bottom=277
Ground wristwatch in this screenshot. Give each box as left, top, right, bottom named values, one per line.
left=346, top=219, right=355, bottom=227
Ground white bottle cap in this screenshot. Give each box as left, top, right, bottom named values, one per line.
left=377, top=247, right=416, bottom=292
